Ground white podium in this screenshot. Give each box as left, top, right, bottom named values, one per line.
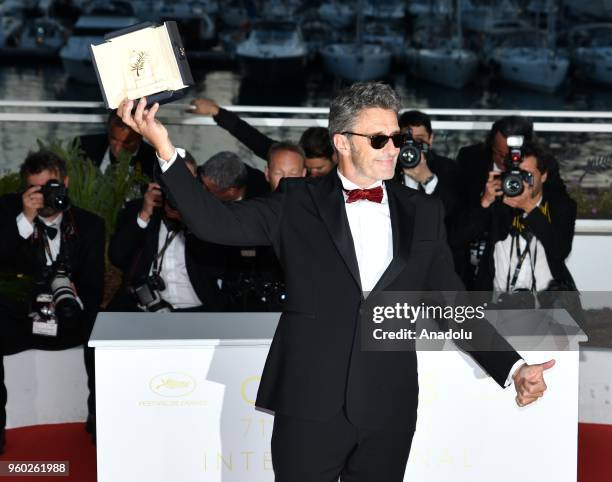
left=89, top=310, right=585, bottom=482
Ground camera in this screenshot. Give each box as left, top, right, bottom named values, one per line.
left=398, top=129, right=429, bottom=169
left=29, top=261, right=82, bottom=335
left=130, top=273, right=172, bottom=312
left=40, top=179, right=70, bottom=211
left=501, top=135, right=534, bottom=198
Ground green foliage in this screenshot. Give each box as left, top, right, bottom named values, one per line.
left=569, top=185, right=612, bottom=219
left=0, top=171, right=21, bottom=196
left=37, top=138, right=149, bottom=237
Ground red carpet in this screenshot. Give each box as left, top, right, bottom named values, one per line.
left=578, top=423, right=612, bottom=482
left=0, top=423, right=96, bottom=481
left=0, top=422, right=610, bottom=481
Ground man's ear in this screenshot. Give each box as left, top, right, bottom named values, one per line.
left=429, top=133, right=435, bottom=146
left=541, top=171, right=548, bottom=183
left=63, top=176, right=70, bottom=188
left=264, top=165, right=270, bottom=182
left=333, top=133, right=349, bottom=153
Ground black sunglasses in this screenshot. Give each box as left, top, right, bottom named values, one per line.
left=342, top=131, right=407, bottom=149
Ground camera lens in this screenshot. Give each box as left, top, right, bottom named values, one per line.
left=502, top=173, right=524, bottom=197
left=398, top=144, right=421, bottom=169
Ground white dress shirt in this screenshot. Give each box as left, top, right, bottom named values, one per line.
left=403, top=173, right=438, bottom=194
left=337, top=170, right=393, bottom=293
left=137, top=215, right=202, bottom=309
left=493, top=197, right=553, bottom=293
left=17, top=212, right=63, bottom=265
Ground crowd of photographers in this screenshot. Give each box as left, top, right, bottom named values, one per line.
left=0, top=96, right=577, bottom=453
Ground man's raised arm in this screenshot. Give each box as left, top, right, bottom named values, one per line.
left=117, top=98, right=282, bottom=247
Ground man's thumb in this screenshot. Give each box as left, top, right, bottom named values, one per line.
left=539, top=359, right=556, bottom=371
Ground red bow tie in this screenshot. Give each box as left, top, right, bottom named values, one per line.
left=344, top=186, right=384, bottom=204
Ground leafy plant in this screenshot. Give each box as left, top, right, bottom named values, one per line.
left=0, top=171, right=21, bottom=196
left=568, top=185, right=612, bottom=219
left=38, top=138, right=149, bottom=237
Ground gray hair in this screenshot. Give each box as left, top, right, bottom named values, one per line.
left=199, top=151, right=248, bottom=190
left=328, top=82, right=401, bottom=137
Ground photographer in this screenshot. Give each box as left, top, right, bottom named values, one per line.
left=76, top=113, right=157, bottom=179
left=107, top=154, right=226, bottom=313
left=451, top=116, right=571, bottom=287
left=198, top=151, right=287, bottom=312
left=455, top=139, right=577, bottom=294
left=0, top=150, right=105, bottom=452
left=396, top=110, right=458, bottom=221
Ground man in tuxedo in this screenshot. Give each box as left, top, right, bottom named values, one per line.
left=76, top=112, right=157, bottom=179
left=118, top=83, right=554, bottom=482
left=0, top=150, right=105, bottom=452
left=396, top=110, right=458, bottom=222
left=107, top=155, right=226, bottom=313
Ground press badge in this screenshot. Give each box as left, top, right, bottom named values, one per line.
left=32, top=319, right=58, bottom=337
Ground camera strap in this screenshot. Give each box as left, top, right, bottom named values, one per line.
left=506, top=231, right=537, bottom=293
left=151, top=227, right=179, bottom=276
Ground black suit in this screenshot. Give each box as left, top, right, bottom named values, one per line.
left=107, top=199, right=227, bottom=312
left=0, top=193, right=105, bottom=431
left=159, top=157, right=521, bottom=479
left=76, top=133, right=157, bottom=180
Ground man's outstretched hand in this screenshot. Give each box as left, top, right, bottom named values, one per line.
left=117, top=98, right=175, bottom=161
left=512, top=359, right=555, bottom=407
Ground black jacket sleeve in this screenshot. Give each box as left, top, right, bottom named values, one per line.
left=160, top=154, right=284, bottom=247
left=108, top=199, right=149, bottom=271
left=214, top=108, right=277, bottom=161
left=71, top=212, right=105, bottom=335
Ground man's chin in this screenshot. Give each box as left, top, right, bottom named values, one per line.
left=38, top=207, right=58, bottom=218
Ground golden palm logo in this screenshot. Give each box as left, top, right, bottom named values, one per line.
left=150, top=372, right=196, bottom=398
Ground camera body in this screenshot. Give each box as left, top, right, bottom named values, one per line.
left=398, top=129, right=429, bottom=169
left=501, top=135, right=534, bottom=197
left=40, top=179, right=71, bottom=211
left=130, top=273, right=172, bottom=312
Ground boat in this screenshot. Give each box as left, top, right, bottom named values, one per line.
left=236, top=20, right=307, bottom=83
left=490, top=1, right=569, bottom=92
left=59, top=14, right=139, bottom=84
left=569, top=23, right=612, bottom=86
left=320, top=0, right=392, bottom=81
left=0, top=17, right=68, bottom=59
left=318, top=1, right=355, bottom=29
left=405, top=0, right=478, bottom=89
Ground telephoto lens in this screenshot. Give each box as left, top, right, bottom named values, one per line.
left=50, top=268, right=82, bottom=321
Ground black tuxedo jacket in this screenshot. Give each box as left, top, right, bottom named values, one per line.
left=0, top=193, right=105, bottom=347
left=160, top=160, right=521, bottom=431
left=77, top=133, right=157, bottom=180
left=107, top=199, right=227, bottom=311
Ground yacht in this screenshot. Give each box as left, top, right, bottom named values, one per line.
left=60, top=14, right=139, bottom=83
left=318, top=1, right=355, bottom=29
left=0, top=17, right=67, bottom=58
left=569, top=24, right=612, bottom=86
left=236, top=20, right=307, bottom=82
left=320, top=43, right=392, bottom=82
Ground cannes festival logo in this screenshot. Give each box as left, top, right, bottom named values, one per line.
left=150, top=372, right=196, bottom=398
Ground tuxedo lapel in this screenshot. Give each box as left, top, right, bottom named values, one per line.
left=370, top=181, right=415, bottom=294
left=308, top=170, right=362, bottom=291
